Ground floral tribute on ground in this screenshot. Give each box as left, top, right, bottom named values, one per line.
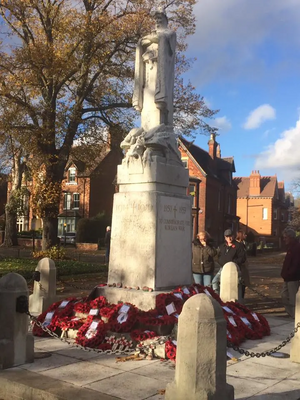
left=32, top=284, right=270, bottom=361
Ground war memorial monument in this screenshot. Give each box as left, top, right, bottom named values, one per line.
left=93, top=9, right=192, bottom=309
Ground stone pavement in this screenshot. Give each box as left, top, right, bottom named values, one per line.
left=0, top=315, right=299, bottom=400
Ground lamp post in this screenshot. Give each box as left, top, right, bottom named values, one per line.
left=64, top=222, right=67, bottom=246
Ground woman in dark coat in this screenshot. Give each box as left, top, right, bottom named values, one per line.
left=192, top=231, right=217, bottom=286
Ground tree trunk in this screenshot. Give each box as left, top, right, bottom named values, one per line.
left=42, top=212, right=59, bottom=250
left=2, top=149, right=24, bottom=247
left=3, top=204, right=18, bottom=246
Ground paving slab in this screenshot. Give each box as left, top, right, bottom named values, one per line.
left=39, top=360, right=123, bottom=386
left=87, top=371, right=166, bottom=400
left=93, top=354, right=162, bottom=372
left=0, top=315, right=300, bottom=400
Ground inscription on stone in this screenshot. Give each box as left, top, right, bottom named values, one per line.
left=159, top=199, right=190, bottom=232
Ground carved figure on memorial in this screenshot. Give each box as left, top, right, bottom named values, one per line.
left=122, top=124, right=182, bottom=166
left=120, top=127, right=144, bottom=151
left=132, top=9, right=176, bottom=131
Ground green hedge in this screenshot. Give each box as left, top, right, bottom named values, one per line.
left=76, top=213, right=111, bottom=244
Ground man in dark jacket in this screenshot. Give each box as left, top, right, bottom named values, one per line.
left=212, top=228, right=245, bottom=294
left=281, top=228, right=300, bottom=318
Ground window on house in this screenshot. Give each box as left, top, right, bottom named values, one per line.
left=273, top=229, right=277, bottom=237
left=181, top=157, right=188, bottom=169
left=73, top=193, right=80, bottom=209
left=262, top=207, right=268, bottom=220
left=281, top=212, right=285, bottom=222
left=63, top=193, right=72, bottom=210
left=189, top=184, right=197, bottom=207
left=68, top=167, right=76, bottom=183
left=273, top=208, right=277, bottom=220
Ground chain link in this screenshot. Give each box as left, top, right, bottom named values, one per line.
left=27, top=311, right=168, bottom=357
left=228, top=322, right=300, bottom=358
left=38, top=282, right=48, bottom=295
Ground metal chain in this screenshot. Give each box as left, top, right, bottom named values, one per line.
left=38, top=282, right=48, bottom=295
left=228, top=322, right=300, bottom=357
left=27, top=311, right=168, bottom=357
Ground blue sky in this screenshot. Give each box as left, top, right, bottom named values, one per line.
left=184, top=0, right=300, bottom=192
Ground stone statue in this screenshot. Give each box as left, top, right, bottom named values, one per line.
left=132, top=9, right=176, bottom=131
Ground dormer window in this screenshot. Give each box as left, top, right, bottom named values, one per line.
left=68, top=167, right=76, bottom=184
left=181, top=157, right=188, bottom=169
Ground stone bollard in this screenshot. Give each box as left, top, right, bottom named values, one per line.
left=290, top=287, right=300, bottom=363
left=165, top=293, right=234, bottom=400
left=29, top=257, right=57, bottom=314
left=0, top=273, right=34, bottom=369
left=220, top=261, right=241, bottom=303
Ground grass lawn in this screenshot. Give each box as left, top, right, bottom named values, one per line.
left=0, top=257, right=107, bottom=280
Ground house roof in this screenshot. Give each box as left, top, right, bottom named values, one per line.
left=178, top=136, right=236, bottom=180
left=233, top=176, right=278, bottom=198
left=65, top=144, right=110, bottom=177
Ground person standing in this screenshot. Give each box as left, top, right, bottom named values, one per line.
left=281, top=228, right=300, bottom=318
left=192, top=231, right=217, bottom=286
left=236, top=230, right=251, bottom=298
left=104, top=226, right=111, bottom=265
left=212, top=229, right=245, bottom=295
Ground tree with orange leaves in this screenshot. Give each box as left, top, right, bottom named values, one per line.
left=0, top=0, right=217, bottom=248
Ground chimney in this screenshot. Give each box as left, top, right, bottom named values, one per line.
left=107, top=126, right=124, bottom=150
left=208, top=133, right=217, bottom=159
left=249, top=170, right=261, bottom=196
left=216, top=144, right=221, bottom=158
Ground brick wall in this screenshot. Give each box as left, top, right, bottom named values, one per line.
left=179, top=144, right=238, bottom=244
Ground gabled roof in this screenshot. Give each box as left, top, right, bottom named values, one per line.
left=233, top=176, right=278, bottom=198
left=217, top=157, right=236, bottom=173
left=179, top=136, right=213, bottom=177
left=178, top=136, right=235, bottom=179
left=65, top=144, right=110, bottom=177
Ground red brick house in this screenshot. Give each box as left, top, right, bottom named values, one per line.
left=178, top=134, right=239, bottom=244
left=233, top=171, right=289, bottom=248
left=14, top=143, right=122, bottom=236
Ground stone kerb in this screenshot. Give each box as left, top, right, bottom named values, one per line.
left=220, top=261, right=241, bottom=303
left=0, top=273, right=34, bottom=369
left=165, top=293, right=234, bottom=400
left=29, top=257, right=57, bottom=315
left=291, top=287, right=300, bottom=363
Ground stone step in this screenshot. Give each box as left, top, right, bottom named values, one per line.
left=0, top=368, right=118, bottom=400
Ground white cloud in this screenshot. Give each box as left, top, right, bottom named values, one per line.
left=212, top=116, right=232, bottom=132
left=243, top=104, right=276, bottom=129
left=255, top=118, right=300, bottom=181
left=187, top=0, right=300, bottom=85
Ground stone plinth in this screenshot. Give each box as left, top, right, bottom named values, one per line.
left=0, top=273, right=34, bottom=369
left=291, top=288, right=300, bottom=363
left=90, top=286, right=166, bottom=311
left=165, top=293, right=234, bottom=400
left=108, top=161, right=192, bottom=291
left=220, top=262, right=240, bottom=303
left=29, top=257, right=57, bottom=315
